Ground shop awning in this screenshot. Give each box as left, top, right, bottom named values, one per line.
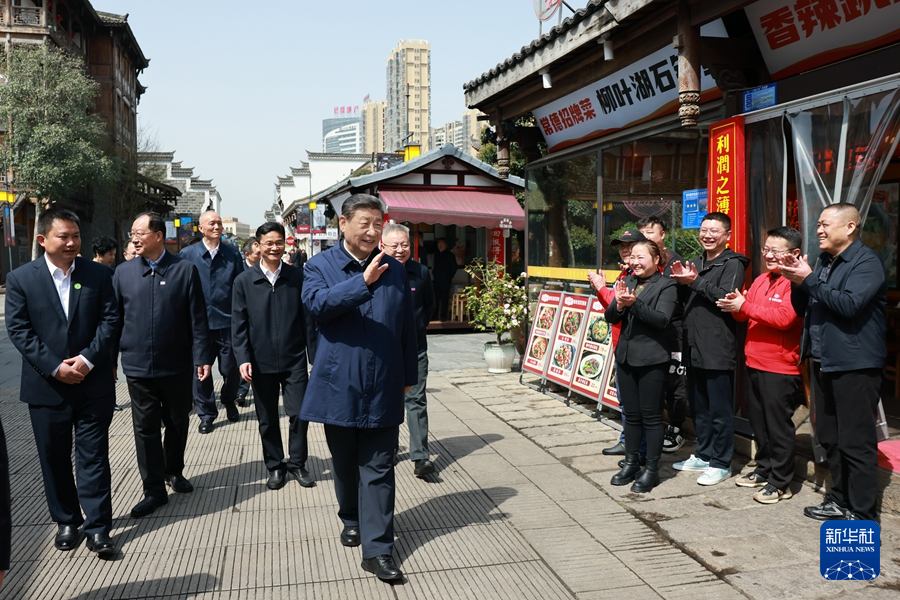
left=379, top=189, right=524, bottom=230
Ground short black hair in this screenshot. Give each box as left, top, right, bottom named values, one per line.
left=92, top=236, right=118, bottom=257
left=135, top=211, right=165, bottom=233
left=37, top=207, right=80, bottom=237
left=702, top=211, right=732, bottom=230
left=256, top=222, right=285, bottom=239
left=766, top=226, right=802, bottom=250
left=242, top=236, right=257, bottom=254
left=341, top=193, right=384, bottom=220
left=636, top=215, right=667, bottom=232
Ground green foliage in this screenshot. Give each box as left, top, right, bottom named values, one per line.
left=610, top=222, right=638, bottom=240
left=569, top=225, right=595, bottom=250
left=463, top=260, right=529, bottom=345
left=0, top=44, right=116, bottom=203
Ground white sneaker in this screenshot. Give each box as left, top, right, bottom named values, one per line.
left=673, top=454, right=709, bottom=472
left=697, top=467, right=732, bottom=486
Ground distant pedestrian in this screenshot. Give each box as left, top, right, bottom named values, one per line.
left=179, top=210, right=245, bottom=434
left=302, top=194, right=417, bottom=582
left=431, top=238, right=458, bottom=321
left=780, top=203, right=886, bottom=521
left=235, top=236, right=260, bottom=407
left=233, top=223, right=316, bottom=490
left=114, top=212, right=211, bottom=518
left=123, top=240, right=136, bottom=261
left=382, top=223, right=436, bottom=477
left=718, top=226, right=804, bottom=504
left=671, top=212, right=749, bottom=486
left=91, top=236, right=118, bottom=268
left=5, top=208, right=118, bottom=557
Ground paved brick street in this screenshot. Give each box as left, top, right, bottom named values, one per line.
left=0, top=323, right=897, bottom=598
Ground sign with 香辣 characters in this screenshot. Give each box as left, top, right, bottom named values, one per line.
left=569, top=298, right=615, bottom=401
left=545, top=294, right=591, bottom=387
left=523, top=291, right=564, bottom=378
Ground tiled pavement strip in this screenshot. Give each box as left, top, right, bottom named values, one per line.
left=0, top=327, right=896, bottom=598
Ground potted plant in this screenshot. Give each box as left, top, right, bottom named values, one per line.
left=463, top=260, right=528, bottom=373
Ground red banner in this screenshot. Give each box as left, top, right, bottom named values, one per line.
left=708, top=116, right=747, bottom=255
left=488, top=228, right=505, bottom=266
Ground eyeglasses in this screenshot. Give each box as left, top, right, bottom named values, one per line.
left=261, top=241, right=285, bottom=249
left=383, top=243, right=410, bottom=251
left=761, top=247, right=792, bottom=257
left=699, top=228, right=729, bottom=236
left=130, top=230, right=153, bottom=239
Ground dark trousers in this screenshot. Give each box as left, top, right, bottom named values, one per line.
left=746, top=368, right=801, bottom=490
left=0, top=417, right=9, bottom=570
left=236, top=378, right=251, bottom=400
left=251, top=368, right=310, bottom=472
left=665, top=358, right=688, bottom=429
left=812, top=363, right=881, bottom=520
left=433, top=280, right=452, bottom=321
left=617, top=361, right=667, bottom=461
left=126, top=372, right=193, bottom=498
left=28, top=391, right=114, bottom=535
left=692, top=367, right=735, bottom=470
left=194, top=327, right=240, bottom=419
left=324, top=424, right=398, bottom=559
left=405, top=351, right=430, bottom=461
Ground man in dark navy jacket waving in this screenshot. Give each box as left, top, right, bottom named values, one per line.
left=302, top=194, right=417, bottom=583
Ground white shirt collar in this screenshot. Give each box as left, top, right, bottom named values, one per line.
left=44, top=253, right=74, bottom=278
left=203, top=239, right=220, bottom=257
left=261, top=260, right=282, bottom=286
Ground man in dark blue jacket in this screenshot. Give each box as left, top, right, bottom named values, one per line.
left=179, top=211, right=245, bottom=433
left=114, top=212, right=212, bottom=518
left=382, top=223, right=436, bottom=477
left=780, top=202, right=887, bottom=522
left=5, top=208, right=118, bottom=557
left=302, top=194, right=417, bottom=583
left=232, top=223, right=316, bottom=490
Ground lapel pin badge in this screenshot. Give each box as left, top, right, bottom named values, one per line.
left=74, top=283, right=82, bottom=290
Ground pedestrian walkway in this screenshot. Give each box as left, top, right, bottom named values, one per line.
left=0, top=328, right=896, bottom=598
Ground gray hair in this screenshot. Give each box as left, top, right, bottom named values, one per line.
left=342, top=193, right=385, bottom=220
left=382, top=223, right=410, bottom=241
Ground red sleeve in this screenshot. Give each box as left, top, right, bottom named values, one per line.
left=739, top=276, right=799, bottom=330
left=596, top=285, right=614, bottom=308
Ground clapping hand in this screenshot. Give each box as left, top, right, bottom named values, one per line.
left=716, top=288, right=745, bottom=313
left=614, top=279, right=637, bottom=307
left=586, top=269, right=606, bottom=292
left=777, top=253, right=812, bottom=284
left=670, top=261, right=698, bottom=284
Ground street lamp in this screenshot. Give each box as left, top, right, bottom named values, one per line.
left=309, top=201, right=317, bottom=256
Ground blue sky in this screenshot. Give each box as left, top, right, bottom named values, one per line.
left=106, top=0, right=553, bottom=225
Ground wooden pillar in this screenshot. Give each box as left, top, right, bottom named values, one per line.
left=496, top=122, right=510, bottom=180
left=675, top=1, right=700, bottom=127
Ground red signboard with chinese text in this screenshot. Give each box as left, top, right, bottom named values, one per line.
left=545, top=294, right=591, bottom=387
left=488, top=228, right=505, bottom=267
left=523, top=291, right=564, bottom=377
left=708, top=116, right=748, bottom=255
left=569, top=298, right=616, bottom=405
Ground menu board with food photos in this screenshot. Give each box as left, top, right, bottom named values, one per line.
left=522, top=290, right=564, bottom=377
left=569, top=298, right=615, bottom=402
left=545, top=294, right=591, bottom=387
left=600, top=362, right=619, bottom=409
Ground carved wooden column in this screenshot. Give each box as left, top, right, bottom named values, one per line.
left=675, top=1, right=700, bottom=127
left=496, top=122, right=510, bottom=179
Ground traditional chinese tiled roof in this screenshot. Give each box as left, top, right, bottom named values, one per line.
left=95, top=11, right=128, bottom=25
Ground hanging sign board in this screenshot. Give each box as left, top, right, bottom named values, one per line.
left=488, top=228, right=506, bottom=266
left=568, top=298, right=615, bottom=400
left=745, top=0, right=900, bottom=81
left=682, top=188, right=708, bottom=229
left=545, top=294, right=592, bottom=387
left=742, top=83, right=778, bottom=112
left=523, top=290, right=564, bottom=377
left=708, top=116, right=747, bottom=255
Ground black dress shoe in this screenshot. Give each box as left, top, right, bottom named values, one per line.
left=165, top=474, right=194, bottom=493
left=130, top=495, right=168, bottom=518
left=804, top=498, right=848, bottom=521
left=602, top=441, right=627, bottom=456
left=85, top=532, right=116, bottom=558
left=361, top=555, right=402, bottom=581
left=236, top=394, right=247, bottom=407
left=618, top=456, right=647, bottom=468
left=54, top=524, right=83, bottom=551
left=267, top=469, right=287, bottom=490
left=289, top=467, right=315, bottom=488
left=414, top=459, right=436, bottom=477
left=225, top=403, right=240, bottom=422
left=340, top=525, right=361, bottom=547
left=198, top=419, right=214, bottom=434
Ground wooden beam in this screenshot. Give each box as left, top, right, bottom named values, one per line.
left=689, top=0, right=757, bottom=27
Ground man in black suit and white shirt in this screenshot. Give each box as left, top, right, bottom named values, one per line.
left=5, top=208, right=119, bottom=557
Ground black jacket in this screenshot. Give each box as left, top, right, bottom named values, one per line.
left=5, top=256, right=118, bottom=405
left=795, top=238, right=887, bottom=372
left=113, top=251, right=212, bottom=378
left=232, top=262, right=316, bottom=374
left=432, top=249, right=458, bottom=283
left=606, top=272, right=678, bottom=367
left=406, top=259, right=435, bottom=352
left=681, top=248, right=750, bottom=370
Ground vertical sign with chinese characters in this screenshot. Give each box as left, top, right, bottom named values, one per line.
left=544, top=294, right=591, bottom=388
left=488, top=228, right=505, bottom=267
left=523, top=291, right=564, bottom=378
left=708, top=116, right=747, bottom=255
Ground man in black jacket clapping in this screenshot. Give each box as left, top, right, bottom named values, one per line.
left=232, top=222, right=317, bottom=490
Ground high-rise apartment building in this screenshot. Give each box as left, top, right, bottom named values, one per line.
left=428, top=109, right=486, bottom=157
left=323, top=120, right=362, bottom=154
left=361, top=98, right=386, bottom=154
left=385, top=39, right=431, bottom=153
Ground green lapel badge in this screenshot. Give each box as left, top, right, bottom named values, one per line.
left=74, top=283, right=82, bottom=290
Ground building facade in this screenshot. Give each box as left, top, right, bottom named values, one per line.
left=138, top=151, right=222, bottom=222
left=322, top=120, right=362, bottom=154
left=221, top=216, right=250, bottom=240
left=385, top=39, right=431, bottom=153
left=361, top=98, right=386, bottom=154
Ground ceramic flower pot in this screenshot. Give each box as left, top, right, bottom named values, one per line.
left=484, top=342, right=518, bottom=373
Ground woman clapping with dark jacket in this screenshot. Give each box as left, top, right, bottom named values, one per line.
left=605, top=240, right=678, bottom=493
